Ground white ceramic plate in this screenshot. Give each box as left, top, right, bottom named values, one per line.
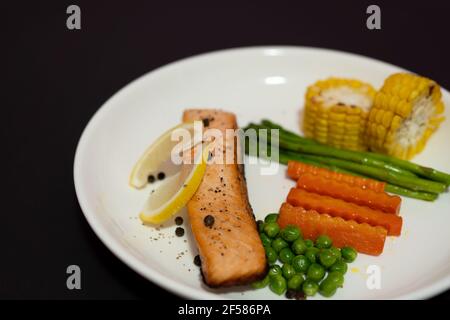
left=74, top=47, right=450, bottom=300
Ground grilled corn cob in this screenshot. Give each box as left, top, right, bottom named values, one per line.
left=303, top=78, right=376, bottom=151
left=366, top=73, right=445, bottom=159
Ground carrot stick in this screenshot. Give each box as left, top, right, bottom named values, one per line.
left=297, top=173, right=401, bottom=214
left=287, top=160, right=386, bottom=193
left=287, top=188, right=402, bottom=236
left=278, top=202, right=387, bottom=256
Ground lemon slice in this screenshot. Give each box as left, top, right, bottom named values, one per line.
left=129, top=122, right=202, bottom=189
left=139, top=144, right=209, bottom=224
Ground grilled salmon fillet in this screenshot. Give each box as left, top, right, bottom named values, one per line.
left=183, top=109, right=267, bottom=287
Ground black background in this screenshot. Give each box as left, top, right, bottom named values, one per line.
left=3, top=0, right=450, bottom=299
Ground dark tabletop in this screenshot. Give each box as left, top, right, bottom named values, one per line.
left=3, top=0, right=450, bottom=299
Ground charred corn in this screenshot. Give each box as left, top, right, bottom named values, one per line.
left=366, top=73, right=445, bottom=159
left=303, top=78, right=376, bottom=151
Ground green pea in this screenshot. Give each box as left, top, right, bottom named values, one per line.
left=280, top=225, right=301, bottom=242
left=251, top=274, right=270, bottom=289
left=305, top=247, right=320, bottom=263
left=329, top=260, right=348, bottom=275
left=257, top=220, right=265, bottom=233
left=279, top=248, right=294, bottom=264
left=265, top=246, right=278, bottom=264
left=304, top=239, right=314, bottom=248
left=319, top=249, right=337, bottom=268
left=291, top=255, right=310, bottom=273
left=341, top=246, right=357, bottom=263
left=326, top=271, right=344, bottom=288
left=287, top=274, right=305, bottom=290
left=291, top=239, right=307, bottom=255
left=282, top=263, right=296, bottom=279
left=264, top=222, right=280, bottom=238
left=306, top=263, right=325, bottom=282
left=302, top=279, right=319, bottom=296
left=268, top=265, right=282, bottom=278
left=269, top=275, right=287, bottom=295
left=264, top=213, right=278, bottom=223
left=319, top=278, right=338, bottom=297
left=315, top=235, right=333, bottom=249
left=330, top=247, right=341, bottom=260
left=259, top=233, right=272, bottom=247
left=271, top=237, right=288, bottom=253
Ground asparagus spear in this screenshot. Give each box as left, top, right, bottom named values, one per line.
left=260, top=120, right=319, bottom=145
left=289, top=152, right=446, bottom=194
left=284, top=138, right=418, bottom=178
left=246, top=124, right=418, bottom=178
left=361, top=151, right=450, bottom=185
left=260, top=119, right=450, bottom=185
left=384, top=184, right=437, bottom=201
left=245, top=123, right=316, bottom=146
left=278, top=151, right=438, bottom=201
left=245, top=134, right=438, bottom=200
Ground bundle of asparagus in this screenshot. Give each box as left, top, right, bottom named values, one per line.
left=243, top=120, right=450, bottom=201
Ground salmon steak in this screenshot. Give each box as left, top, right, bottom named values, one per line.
left=182, top=109, right=267, bottom=287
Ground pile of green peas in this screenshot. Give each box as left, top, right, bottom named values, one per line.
left=252, top=213, right=358, bottom=299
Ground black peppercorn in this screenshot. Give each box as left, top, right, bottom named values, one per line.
left=148, top=175, right=155, bottom=183
left=193, top=255, right=201, bottom=267
left=203, top=215, right=215, bottom=228
left=157, top=172, right=166, bottom=180
left=256, top=220, right=264, bottom=233
left=294, top=291, right=306, bottom=300
left=175, top=227, right=185, bottom=237
left=286, top=289, right=296, bottom=299
left=174, top=216, right=183, bottom=226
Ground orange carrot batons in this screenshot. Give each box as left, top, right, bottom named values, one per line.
left=297, top=173, right=401, bottom=214
left=287, top=188, right=402, bottom=236
left=278, top=202, right=387, bottom=256
left=287, top=160, right=386, bottom=193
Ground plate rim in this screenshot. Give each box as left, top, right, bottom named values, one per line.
left=73, top=45, right=450, bottom=300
